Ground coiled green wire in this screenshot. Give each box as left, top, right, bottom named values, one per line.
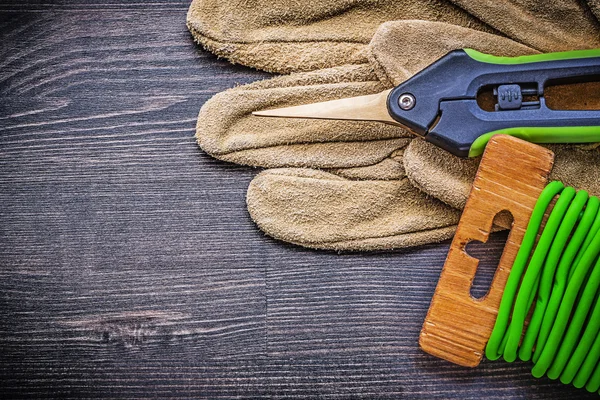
left=485, top=182, right=600, bottom=393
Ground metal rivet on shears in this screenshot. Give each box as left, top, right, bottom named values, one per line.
left=398, top=93, right=416, bottom=110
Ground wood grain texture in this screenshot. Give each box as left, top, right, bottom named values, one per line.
left=0, top=2, right=597, bottom=398
left=420, top=136, right=555, bottom=367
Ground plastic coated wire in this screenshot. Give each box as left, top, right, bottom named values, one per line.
left=485, top=182, right=600, bottom=393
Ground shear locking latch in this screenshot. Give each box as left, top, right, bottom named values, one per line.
left=494, top=84, right=540, bottom=111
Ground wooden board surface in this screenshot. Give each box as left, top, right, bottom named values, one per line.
left=0, top=1, right=597, bottom=398
left=420, top=135, right=555, bottom=367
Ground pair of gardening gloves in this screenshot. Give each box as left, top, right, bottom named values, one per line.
left=189, top=0, right=600, bottom=251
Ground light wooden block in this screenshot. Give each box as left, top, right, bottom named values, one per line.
left=419, top=135, right=555, bottom=367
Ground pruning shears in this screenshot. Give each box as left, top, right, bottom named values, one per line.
left=253, top=49, right=600, bottom=158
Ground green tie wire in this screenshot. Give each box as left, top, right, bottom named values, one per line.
left=501, top=186, right=577, bottom=363
left=485, top=182, right=600, bottom=393
left=564, top=268, right=600, bottom=387
left=486, top=181, right=565, bottom=361
left=532, top=196, right=600, bottom=364
left=532, top=229, right=600, bottom=378
left=518, top=190, right=590, bottom=362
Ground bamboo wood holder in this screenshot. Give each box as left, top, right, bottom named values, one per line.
left=420, top=135, right=555, bottom=367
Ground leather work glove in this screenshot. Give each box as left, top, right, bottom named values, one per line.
left=197, top=40, right=463, bottom=250
left=187, top=0, right=600, bottom=74
left=192, top=3, right=600, bottom=251
left=186, top=0, right=494, bottom=74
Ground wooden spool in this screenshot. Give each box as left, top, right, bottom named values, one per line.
left=419, top=135, right=555, bottom=367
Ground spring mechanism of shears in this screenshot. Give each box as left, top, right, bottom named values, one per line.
left=485, top=181, right=600, bottom=393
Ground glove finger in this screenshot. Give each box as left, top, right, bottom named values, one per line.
left=187, top=0, right=495, bottom=74
left=368, top=20, right=537, bottom=86
left=246, top=164, right=460, bottom=251
left=326, top=148, right=406, bottom=181
left=403, top=139, right=477, bottom=210
left=197, top=64, right=412, bottom=169
left=403, top=139, right=600, bottom=211
left=448, top=0, right=600, bottom=52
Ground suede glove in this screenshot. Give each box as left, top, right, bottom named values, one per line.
left=186, top=0, right=494, bottom=73
left=197, top=20, right=535, bottom=251
left=187, top=0, right=600, bottom=74
left=193, top=5, right=600, bottom=251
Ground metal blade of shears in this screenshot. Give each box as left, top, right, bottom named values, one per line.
left=252, top=89, right=403, bottom=126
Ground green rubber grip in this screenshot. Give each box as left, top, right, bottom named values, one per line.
left=469, top=127, right=600, bottom=158
left=463, top=48, right=600, bottom=157
left=464, top=48, right=600, bottom=64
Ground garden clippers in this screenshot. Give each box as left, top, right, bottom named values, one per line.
left=254, top=49, right=600, bottom=158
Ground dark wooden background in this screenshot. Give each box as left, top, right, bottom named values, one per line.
left=0, top=1, right=595, bottom=398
